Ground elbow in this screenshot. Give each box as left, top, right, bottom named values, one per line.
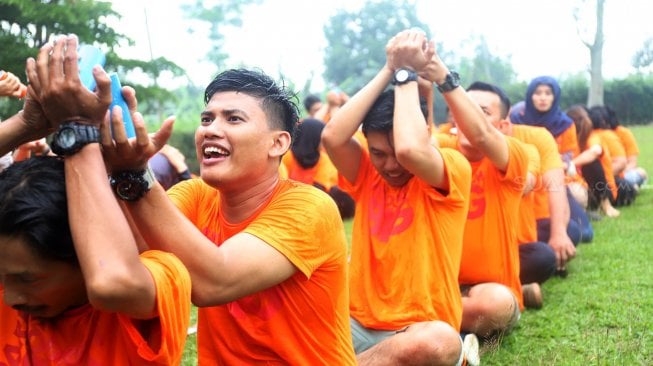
left=190, top=282, right=233, bottom=307
left=86, top=273, right=149, bottom=311
left=320, top=127, right=336, bottom=150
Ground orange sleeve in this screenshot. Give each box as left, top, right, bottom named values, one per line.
left=601, top=130, right=626, bottom=158
left=434, top=132, right=458, bottom=149
left=615, top=126, right=639, bottom=156
left=555, top=123, right=579, bottom=157
left=118, top=250, right=191, bottom=365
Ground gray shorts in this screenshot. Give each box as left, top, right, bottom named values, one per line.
left=350, top=317, right=401, bottom=354
left=350, top=317, right=467, bottom=365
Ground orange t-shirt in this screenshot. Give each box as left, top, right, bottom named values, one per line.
left=0, top=250, right=191, bottom=366
left=555, top=123, right=580, bottom=157
left=587, top=132, right=618, bottom=200
left=512, top=125, right=565, bottom=220
left=614, top=126, right=639, bottom=157
left=516, top=142, right=541, bottom=244
left=168, top=179, right=356, bottom=365
left=282, top=150, right=339, bottom=191
left=599, top=129, right=627, bottom=159
left=340, top=148, right=471, bottom=331
left=437, top=122, right=454, bottom=134
left=458, top=137, right=529, bottom=310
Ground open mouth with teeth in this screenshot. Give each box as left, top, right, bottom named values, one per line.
left=203, top=146, right=230, bottom=159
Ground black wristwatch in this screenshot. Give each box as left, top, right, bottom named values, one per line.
left=50, top=122, right=100, bottom=156
left=392, top=68, right=418, bottom=85
left=437, top=71, right=461, bottom=93
left=110, top=166, right=156, bottom=201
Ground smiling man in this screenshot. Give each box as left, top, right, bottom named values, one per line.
left=103, top=68, right=357, bottom=365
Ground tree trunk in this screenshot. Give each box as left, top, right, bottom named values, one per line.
left=587, top=0, right=605, bottom=107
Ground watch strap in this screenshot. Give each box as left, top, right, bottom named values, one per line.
left=437, top=71, right=461, bottom=93
left=51, top=122, right=100, bottom=156
left=110, top=165, right=156, bottom=201
left=392, top=68, right=418, bottom=86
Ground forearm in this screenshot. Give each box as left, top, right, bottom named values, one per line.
left=0, top=113, right=32, bottom=156
left=544, top=169, right=570, bottom=237
left=393, top=82, right=430, bottom=153
left=626, top=156, right=638, bottom=170
left=322, top=65, right=392, bottom=148
left=126, top=187, right=228, bottom=304
left=66, top=144, right=155, bottom=316
left=571, top=146, right=601, bottom=167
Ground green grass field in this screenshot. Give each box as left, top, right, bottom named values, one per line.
left=181, top=125, right=652, bottom=365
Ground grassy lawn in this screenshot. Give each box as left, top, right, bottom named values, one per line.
left=483, top=124, right=653, bottom=365
left=181, top=125, right=653, bottom=365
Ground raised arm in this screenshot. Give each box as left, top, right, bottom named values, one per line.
left=385, top=30, right=449, bottom=188
left=27, top=34, right=159, bottom=319
left=321, top=66, right=393, bottom=184
left=420, top=44, right=509, bottom=170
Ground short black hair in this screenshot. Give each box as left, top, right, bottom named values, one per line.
left=362, top=89, right=429, bottom=135
left=588, top=105, right=609, bottom=130
left=303, top=94, right=322, bottom=113
left=605, top=106, right=620, bottom=129
left=0, top=157, right=77, bottom=263
left=204, top=68, right=300, bottom=136
left=467, top=81, right=511, bottom=119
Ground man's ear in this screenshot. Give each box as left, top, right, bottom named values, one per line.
left=269, top=130, right=291, bottom=159
left=498, top=119, right=512, bottom=135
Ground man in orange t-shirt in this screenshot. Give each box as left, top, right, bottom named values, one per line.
left=452, top=82, right=530, bottom=340
left=102, top=68, right=357, bottom=365
left=0, top=159, right=191, bottom=366
left=323, top=30, right=479, bottom=365
left=0, top=36, right=191, bottom=365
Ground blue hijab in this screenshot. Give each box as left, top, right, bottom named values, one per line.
left=510, top=76, right=573, bottom=137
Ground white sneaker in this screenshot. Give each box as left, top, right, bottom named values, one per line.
left=462, top=333, right=480, bottom=366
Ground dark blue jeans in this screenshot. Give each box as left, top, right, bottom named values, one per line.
left=519, top=241, right=556, bottom=284
left=536, top=188, right=593, bottom=244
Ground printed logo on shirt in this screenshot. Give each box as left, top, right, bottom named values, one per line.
left=468, top=170, right=486, bottom=219
left=227, top=287, right=283, bottom=322
left=369, top=184, right=414, bottom=242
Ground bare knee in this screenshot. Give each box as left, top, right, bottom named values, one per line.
left=397, top=321, right=462, bottom=366
left=462, top=283, right=519, bottom=337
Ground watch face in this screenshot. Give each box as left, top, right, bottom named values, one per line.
left=58, top=128, right=77, bottom=149
left=395, top=69, right=409, bottom=83
left=116, top=180, right=142, bottom=201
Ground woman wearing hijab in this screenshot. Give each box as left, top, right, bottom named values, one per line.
left=511, top=76, right=594, bottom=242
left=510, top=76, right=578, bottom=163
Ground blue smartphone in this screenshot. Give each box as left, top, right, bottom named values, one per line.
left=77, top=44, right=106, bottom=91
left=109, top=72, right=136, bottom=138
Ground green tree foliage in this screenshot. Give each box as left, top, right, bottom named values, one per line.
left=559, top=73, right=590, bottom=110
left=0, top=0, right=184, bottom=117
left=604, top=74, right=653, bottom=124
left=456, top=36, right=517, bottom=88
left=182, top=0, right=261, bottom=69
left=323, top=0, right=431, bottom=94
left=632, top=37, right=653, bottom=71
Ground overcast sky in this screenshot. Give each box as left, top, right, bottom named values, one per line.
left=108, top=0, right=653, bottom=90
